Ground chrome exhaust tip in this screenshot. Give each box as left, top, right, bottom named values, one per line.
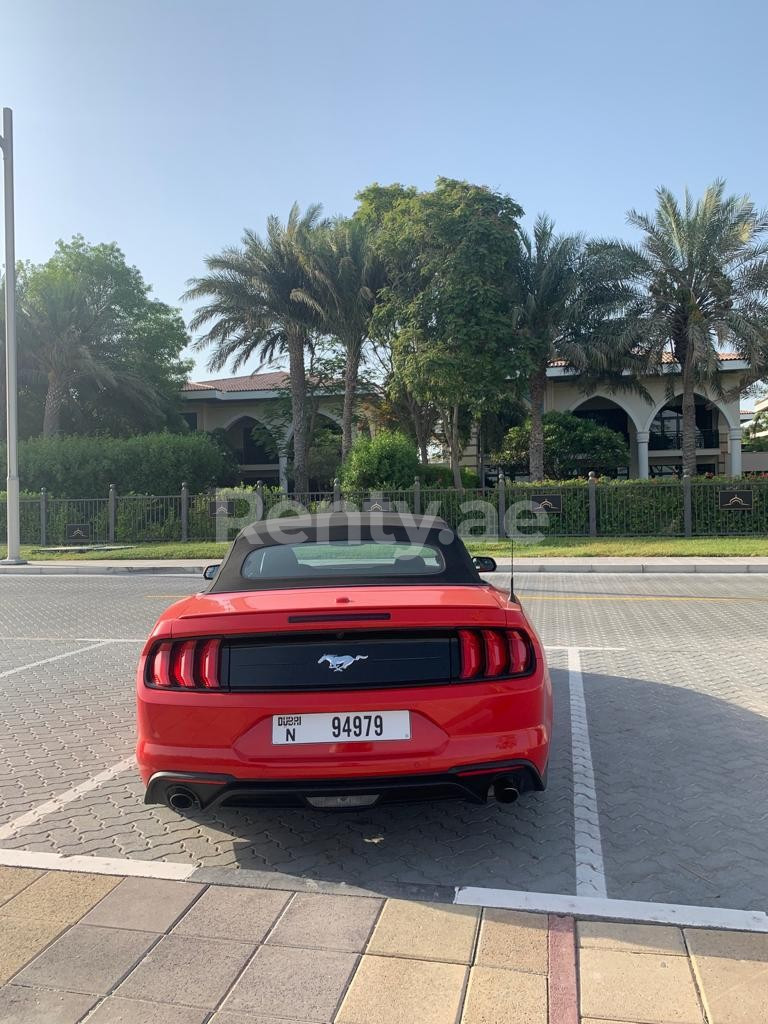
left=493, top=777, right=520, bottom=804
left=166, top=786, right=201, bottom=812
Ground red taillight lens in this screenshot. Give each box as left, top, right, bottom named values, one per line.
left=458, top=629, right=483, bottom=679
left=482, top=630, right=508, bottom=676
left=199, top=639, right=221, bottom=689
left=507, top=629, right=531, bottom=674
left=458, top=628, right=532, bottom=680
left=150, top=641, right=173, bottom=687
left=148, top=639, right=221, bottom=690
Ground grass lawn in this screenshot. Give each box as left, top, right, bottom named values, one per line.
left=12, top=536, right=768, bottom=560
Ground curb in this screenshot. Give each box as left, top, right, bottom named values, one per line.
left=0, top=564, right=205, bottom=576
left=2, top=561, right=768, bottom=576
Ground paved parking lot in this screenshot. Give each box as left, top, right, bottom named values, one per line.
left=0, top=572, right=766, bottom=913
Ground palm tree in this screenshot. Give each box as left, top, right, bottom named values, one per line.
left=592, top=181, right=768, bottom=477
left=185, top=204, right=325, bottom=493
left=298, top=217, right=383, bottom=460
left=509, top=215, right=589, bottom=480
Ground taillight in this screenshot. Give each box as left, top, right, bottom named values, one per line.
left=457, top=628, right=532, bottom=680
left=199, top=639, right=221, bottom=689
left=147, top=639, right=221, bottom=690
left=458, top=629, right=483, bottom=679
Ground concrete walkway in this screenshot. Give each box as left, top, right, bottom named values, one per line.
left=2, top=556, right=768, bottom=575
left=0, top=866, right=765, bottom=1023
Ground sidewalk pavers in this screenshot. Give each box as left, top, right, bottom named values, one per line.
left=0, top=866, right=766, bottom=1023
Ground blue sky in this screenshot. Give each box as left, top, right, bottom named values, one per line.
left=3, top=0, right=767, bottom=379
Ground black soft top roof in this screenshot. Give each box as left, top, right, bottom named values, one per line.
left=208, top=511, right=484, bottom=592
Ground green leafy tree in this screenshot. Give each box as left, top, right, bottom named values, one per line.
left=340, top=430, right=419, bottom=490
left=357, top=178, right=529, bottom=489
left=185, top=204, right=326, bottom=493
left=592, top=181, right=768, bottom=476
left=4, top=238, right=190, bottom=438
left=496, top=412, right=629, bottom=479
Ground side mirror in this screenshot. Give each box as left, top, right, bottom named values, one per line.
left=203, top=564, right=220, bottom=581
left=472, top=556, right=497, bottom=573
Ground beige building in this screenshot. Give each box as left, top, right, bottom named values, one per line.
left=181, top=371, right=347, bottom=488
left=541, top=352, right=748, bottom=478
left=182, top=353, right=758, bottom=483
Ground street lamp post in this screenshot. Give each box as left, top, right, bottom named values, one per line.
left=1, top=107, right=25, bottom=564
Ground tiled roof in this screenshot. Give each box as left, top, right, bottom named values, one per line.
left=182, top=371, right=289, bottom=393
left=549, top=352, right=743, bottom=369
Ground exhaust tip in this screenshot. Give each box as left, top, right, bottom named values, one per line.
left=166, top=787, right=201, bottom=812
left=493, top=777, right=520, bottom=804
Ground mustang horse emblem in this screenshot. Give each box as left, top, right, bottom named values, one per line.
left=318, top=654, right=368, bottom=672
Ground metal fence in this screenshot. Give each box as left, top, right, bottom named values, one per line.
left=2, top=477, right=768, bottom=546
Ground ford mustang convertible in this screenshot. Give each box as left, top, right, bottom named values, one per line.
left=136, top=512, right=552, bottom=811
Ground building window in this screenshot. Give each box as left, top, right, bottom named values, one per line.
left=182, top=412, right=198, bottom=431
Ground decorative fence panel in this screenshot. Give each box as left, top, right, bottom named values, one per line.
left=2, top=478, right=768, bottom=547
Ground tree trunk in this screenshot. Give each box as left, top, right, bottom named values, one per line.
left=528, top=361, right=547, bottom=481
left=448, top=404, right=463, bottom=490
left=286, top=330, right=309, bottom=493
left=43, top=375, right=67, bottom=438
left=680, top=351, right=697, bottom=477
left=410, top=400, right=430, bottom=464
left=341, top=336, right=361, bottom=461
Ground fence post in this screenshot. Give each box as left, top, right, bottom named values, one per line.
left=40, top=487, right=47, bottom=547
left=683, top=473, right=692, bottom=538
left=108, top=484, right=116, bottom=543
left=413, top=476, right=421, bottom=516
left=497, top=470, right=506, bottom=538
left=588, top=472, right=597, bottom=537
left=180, top=482, right=189, bottom=543
left=333, top=477, right=341, bottom=510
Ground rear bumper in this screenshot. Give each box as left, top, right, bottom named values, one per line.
left=144, top=759, right=546, bottom=810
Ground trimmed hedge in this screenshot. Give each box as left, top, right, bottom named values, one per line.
left=0, top=433, right=238, bottom=497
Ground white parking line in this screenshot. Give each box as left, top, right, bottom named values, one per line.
left=567, top=646, right=607, bottom=898
left=0, top=756, right=135, bottom=841
left=454, top=886, right=768, bottom=933
left=0, top=636, right=143, bottom=643
left=0, top=848, right=194, bottom=880
left=0, top=640, right=115, bottom=680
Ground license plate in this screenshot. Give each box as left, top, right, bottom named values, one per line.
left=272, top=711, right=411, bottom=745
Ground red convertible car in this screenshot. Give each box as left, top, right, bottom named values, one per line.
left=136, top=512, right=552, bottom=811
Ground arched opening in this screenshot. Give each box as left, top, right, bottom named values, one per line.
left=570, top=396, right=633, bottom=444
left=646, top=396, right=723, bottom=477
left=648, top=396, right=719, bottom=450
left=224, top=417, right=280, bottom=480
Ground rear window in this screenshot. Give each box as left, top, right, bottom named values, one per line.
left=241, top=541, right=446, bottom=580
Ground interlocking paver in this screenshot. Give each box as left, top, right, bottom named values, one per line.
left=84, top=996, right=209, bottom=1024
left=474, top=909, right=548, bottom=974
left=0, top=573, right=767, bottom=909
left=223, top=943, right=357, bottom=1021
left=367, top=900, right=479, bottom=963
left=14, top=923, right=158, bottom=995
left=0, top=870, right=121, bottom=927
left=461, top=964, right=548, bottom=1024
left=0, top=984, right=96, bottom=1024
left=172, top=884, right=289, bottom=942
left=267, top=892, right=382, bottom=952
left=336, top=954, right=467, bottom=1024
left=578, top=921, right=687, bottom=955
left=579, top=947, right=704, bottom=1023
left=115, top=933, right=254, bottom=1009
left=81, top=877, right=204, bottom=932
